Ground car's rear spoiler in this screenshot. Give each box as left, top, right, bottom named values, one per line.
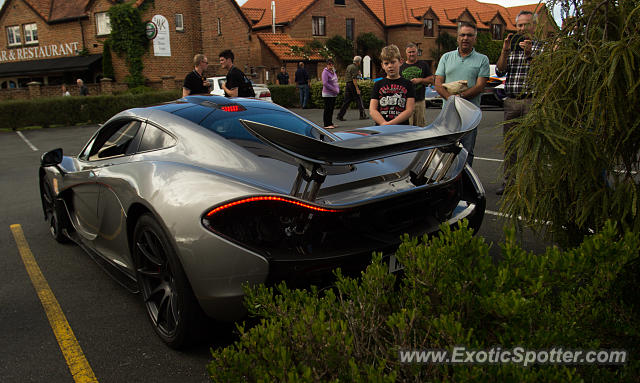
left=240, top=96, right=480, bottom=166
left=239, top=96, right=481, bottom=201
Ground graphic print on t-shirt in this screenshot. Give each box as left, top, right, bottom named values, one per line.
left=376, top=81, right=410, bottom=122
left=401, top=66, right=424, bottom=92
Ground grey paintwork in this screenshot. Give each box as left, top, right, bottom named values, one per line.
left=40, top=95, right=485, bottom=320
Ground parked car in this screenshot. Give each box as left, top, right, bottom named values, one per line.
left=38, top=95, right=485, bottom=348
left=425, top=85, right=444, bottom=108
left=208, top=76, right=272, bottom=102
left=480, top=64, right=506, bottom=107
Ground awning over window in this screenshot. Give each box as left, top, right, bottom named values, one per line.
left=0, top=54, right=102, bottom=77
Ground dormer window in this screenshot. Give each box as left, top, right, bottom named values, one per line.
left=424, top=18, right=434, bottom=37
left=491, top=23, right=503, bottom=40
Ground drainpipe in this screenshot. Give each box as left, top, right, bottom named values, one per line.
left=78, top=17, right=86, bottom=52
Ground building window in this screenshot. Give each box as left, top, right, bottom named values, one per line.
left=335, top=0, right=346, bottom=5
left=491, top=24, right=503, bottom=40
left=217, top=18, right=221, bottom=35
left=23, top=23, right=38, bottom=44
left=7, top=25, right=21, bottom=46
left=312, top=16, right=326, bottom=36
left=423, top=18, right=434, bottom=37
left=175, top=14, right=184, bottom=31
left=96, top=12, right=111, bottom=35
left=346, top=18, right=354, bottom=41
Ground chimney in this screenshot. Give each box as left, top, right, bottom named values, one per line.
left=271, top=1, right=276, bottom=33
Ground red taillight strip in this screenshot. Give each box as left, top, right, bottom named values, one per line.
left=206, top=196, right=339, bottom=217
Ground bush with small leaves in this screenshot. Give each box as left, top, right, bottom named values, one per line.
left=208, top=221, right=639, bottom=382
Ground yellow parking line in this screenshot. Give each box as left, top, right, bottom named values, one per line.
left=10, top=224, right=99, bottom=383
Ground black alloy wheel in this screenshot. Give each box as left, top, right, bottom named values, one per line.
left=42, top=179, right=68, bottom=243
left=133, top=214, right=201, bottom=348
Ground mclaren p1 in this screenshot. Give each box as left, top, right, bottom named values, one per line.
left=39, top=94, right=485, bottom=348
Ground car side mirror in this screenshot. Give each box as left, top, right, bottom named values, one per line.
left=41, top=148, right=63, bottom=167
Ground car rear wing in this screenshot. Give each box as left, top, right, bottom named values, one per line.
left=239, top=96, right=481, bottom=202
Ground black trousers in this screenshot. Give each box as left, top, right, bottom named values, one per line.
left=337, top=82, right=365, bottom=118
left=323, top=97, right=336, bottom=127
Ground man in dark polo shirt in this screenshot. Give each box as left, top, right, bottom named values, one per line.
left=182, top=54, right=211, bottom=97
left=277, top=66, right=289, bottom=85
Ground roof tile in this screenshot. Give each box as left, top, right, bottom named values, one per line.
left=49, top=0, right=91, bottom=22
left=242, top=0, right=316, bottom=29
left=257, top=33, right=325, bottom=61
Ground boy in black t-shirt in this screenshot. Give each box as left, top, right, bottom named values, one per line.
left=219, top=49, right=254, bottom=98
left=370, top=45, right=415, bottom=125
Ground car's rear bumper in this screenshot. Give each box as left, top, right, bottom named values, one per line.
left=195, top=166, right=485, bottom=322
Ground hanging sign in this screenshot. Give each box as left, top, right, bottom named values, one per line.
left=152, top=15, right=171, bottom=57
left=145, top=21, right=158, bottom=40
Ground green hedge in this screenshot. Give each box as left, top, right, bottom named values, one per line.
left=269, top=85, right=299, bottom=108
left=1, top=90, right=181, bottom=130
left=208, top=221, right=639, bottom=382
left=269, top=80, right=374, bottom=109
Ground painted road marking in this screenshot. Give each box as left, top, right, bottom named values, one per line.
left=485, top=209, right=551, bottom=225
left=16, top=131, right=38, bottom=151
left=475, top=156, right=503, bottom=163
left=10, top=224, right=98, bottom=383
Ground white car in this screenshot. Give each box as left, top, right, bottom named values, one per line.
left=207, top=76, right=272, bottom=102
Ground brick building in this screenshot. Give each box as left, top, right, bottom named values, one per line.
left=241, top=0, right=556, bottom=81
left=0, top=0, right=252, bottom=97
left=0, top=0, right=555, bottom=99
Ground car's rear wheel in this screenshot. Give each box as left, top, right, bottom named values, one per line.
left=133, top=214, right=202, bottom=349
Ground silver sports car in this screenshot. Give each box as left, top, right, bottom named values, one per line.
left=39, top=95, right=485, bottom=348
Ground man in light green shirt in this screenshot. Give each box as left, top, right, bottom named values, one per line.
left=435, top=22, right=489, bottom=164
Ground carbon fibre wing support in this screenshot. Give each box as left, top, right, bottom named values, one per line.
left=239, top=96, right=481, bottom=201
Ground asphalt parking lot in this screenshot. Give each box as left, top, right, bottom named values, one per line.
left=0, top=105, right=550, bottom=383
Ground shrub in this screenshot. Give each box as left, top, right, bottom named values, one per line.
left=0, top=90, right=181, bottom=129
left=208, top=221, right=639, bottom=382
left=102, top=40, right=115, bottom=80
left=269, top=80, right=373, bottom=109
left=310, top=79, right=374, bottom=109
left=269, top=85, right=299, bottom=108
left=502, top=0, right=640, bottom=245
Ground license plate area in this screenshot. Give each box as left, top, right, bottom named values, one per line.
left=387, top=254, right=404, bottom=273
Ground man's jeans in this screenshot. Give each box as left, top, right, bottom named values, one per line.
left=297, top=83, right=310, bottom=108
left=503, top=98, right=533, bottom=181
left=461, top=128, right=477, bottom=166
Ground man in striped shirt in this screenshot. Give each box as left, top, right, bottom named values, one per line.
left=495, top=10, right=542, bottom=195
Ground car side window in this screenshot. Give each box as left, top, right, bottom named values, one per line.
left=138, top=124, right=176, bottom=152
left=85, top=120, right=142, bottom=161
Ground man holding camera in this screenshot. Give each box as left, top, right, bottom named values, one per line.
left=495, top=10, right=542, bottom=195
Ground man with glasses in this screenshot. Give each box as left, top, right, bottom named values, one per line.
left=495, top=10, right=541, bottom=195
left=183, top=54, right=211, bottom=97
left=435, top=22, right=489, bottom=165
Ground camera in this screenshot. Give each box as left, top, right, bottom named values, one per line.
left=510, top=34, right=526, bottom=52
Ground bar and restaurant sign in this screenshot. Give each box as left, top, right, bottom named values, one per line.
left=0, top=41, right=81, bottom=62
